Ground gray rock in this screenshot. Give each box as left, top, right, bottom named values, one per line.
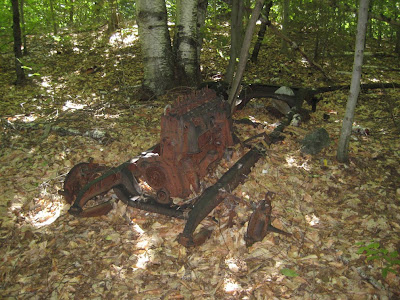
left=300, top=128, right=330, bottom=155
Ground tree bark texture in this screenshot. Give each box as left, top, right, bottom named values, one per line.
left=19, top=0, right=27, bottom=54
left=196, top=0, right=208, bottom=65
left=225, top=0, right=243, bottom=85
left=108, top=0, right=119, bottom=32
left=337, top=0, right=370, bottom=163
left=137, top=0, right=174, bottom=95
left=228, top=0, right=265, bottom=113
left=281, top=0, right=289, bottom=54
left=49, top=0, right=58, bottom=34
left=175, top=0, right=200, bottom=86
left=11, top=0, right=25, bottom=84
left=251, top=0, right=272, bottom=63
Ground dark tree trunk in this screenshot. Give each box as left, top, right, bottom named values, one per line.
left=68, top=0, right=74, bottom=24
left=49, top=0, right=58, bottom=35
left=19, top=0, right=27, bottom=55
left=11, top=0, right=25, bottom=84
left=251, top=0, right=272, bottom=63
left=197, top=0, right=208, bottom=64
left=108, top=0, right=119, bottom=32
left=281, top=0, right=289, bottom=54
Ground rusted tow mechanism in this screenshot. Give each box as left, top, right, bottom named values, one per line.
left=60, top=88, right=290, bottom=247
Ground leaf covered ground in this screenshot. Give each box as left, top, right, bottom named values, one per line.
left=1, top=26, right=400, bottom=299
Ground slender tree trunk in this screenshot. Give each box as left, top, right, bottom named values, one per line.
left=175, top=0, right=200, bottom=86
left=225, top=0, right=244, bottom=85
left=281, top=0, right=289, bottom=54
left=212, top=0, right=217, bottom=26
left=49, top=0, right=58, bottom=35
left=19, top=0, right=27, bottom=55
left=108, top=0, right=119, bottom=32
left=228, top=0, right=265, bottom=113
left=337, top=0, right=370, bottom=163
left=69, top=0, right=74, bottom=24
left=197, top=0, right=208, bottom=64
left=11, top=0, right=25, bottom=84
left=251, top=0, right=272, bottom=63
left=395, top=27, right=400, bottom=54
left=137, top=0, right=174, bottom=95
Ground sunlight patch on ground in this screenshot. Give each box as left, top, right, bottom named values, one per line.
left=241, top=192, right=250, bottom=200
left=248, top=115, right=278, bottom=128
left=40, top=76, right=52, bottom=89
left=22, top=188, right=65, bottom=228
left=28, top=201, right=64, bottom=228
left=225, top=257, right=247, bottom=273
left=223, top=277, right=242, bottom=293
left=135, top=251, right=150, bottom=269
left=133, top=223, right=145, bottom=235
left=285, top=155, right=311, bottom=171
left=7, top=114, right=38, bottom=123
left=62, top=100, right=87, bottom=111
left=300, top=57, right=309, bottom=67
left=109, top=28, right=138, bottom=47
left=305, top=214, right=320, bottom=226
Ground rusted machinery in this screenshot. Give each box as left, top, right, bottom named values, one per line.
left=60, top=87, right=296, bottom=246
left=61, top=88, right=242, bottom=246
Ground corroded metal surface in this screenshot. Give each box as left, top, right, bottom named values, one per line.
left=61, top=88, right=234, bottom=221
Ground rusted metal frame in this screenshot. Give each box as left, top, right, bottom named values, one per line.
left=67, top=145, right=160, bottom=216
left=113, top=187, right=186, bottom=220
left=68, top=161, right=141, bottom=216
left=178, top=145, right=265, bottom=246
left=177, top=110, right=297, bottom=246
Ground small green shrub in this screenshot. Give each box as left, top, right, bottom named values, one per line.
left=356, top=241, right=400, bottom=278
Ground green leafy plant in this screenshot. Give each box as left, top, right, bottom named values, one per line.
left=356, top=241, right=400, bottom=278
left=280, top=268, right=299, bottom=277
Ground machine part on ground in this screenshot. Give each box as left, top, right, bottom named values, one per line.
left=245, top=192, right=291, bottom=247
left=60, top=88, right=296, bottom=247
left=61, top=88, right=234, bottom=239
left=177, top=146, right=265, bottom=247
left=59, top=159, right=109, bottom=204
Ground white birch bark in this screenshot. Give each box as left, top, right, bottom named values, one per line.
left=337, top=0, right=370, bottom=162
left=175, top=0, right=200, bottom=86
left=137, top=0, right=174, bottom=95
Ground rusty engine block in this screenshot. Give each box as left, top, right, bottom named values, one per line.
left=131, top=88, right=234, bottom=203
left=61, top=88, right=235, bottom=244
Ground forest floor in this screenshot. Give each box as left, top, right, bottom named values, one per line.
left=1, top=25, right=400, bottom=299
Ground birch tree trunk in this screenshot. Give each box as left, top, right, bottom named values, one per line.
left=175, top=0, right=200, bottom=86
left=337, top=0, right=370, bottom=163
left=137, top=0, right=174, bottom=95
left=11, top=0, right=25, bottom=84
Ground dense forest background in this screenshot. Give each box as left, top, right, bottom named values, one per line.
left=1, top=0, right=400, bottom=299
